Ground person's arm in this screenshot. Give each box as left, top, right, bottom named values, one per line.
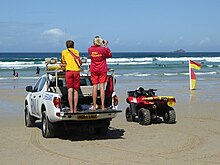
left=103, top=41, right=112, bottom=58
left=104, top=47, right=112, bottom=58
left=60, top=52, right=67, bottom=67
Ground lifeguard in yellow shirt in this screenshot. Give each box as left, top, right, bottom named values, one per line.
left=61, top=40, right=81, bottom=113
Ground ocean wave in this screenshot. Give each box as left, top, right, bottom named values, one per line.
left=0, top=76, right=39, bottom=80
left=163, top=73, right=179, bottom=76
left=0, top=71, right=218, bottom=81
left=180, top=72, right=189, bottom=76
left=195, top=71, right=217, bottom=75
left=106, top=57, right=220, bottom=65
left=110, top=61, right=152, bottom=65
left=0, top=61, right=44, bottom=69
left=107, top=57, right=153, bottom=62
left=134, top=73, right=151, bottom=77
left=123, top=72, right=140, bottom=77
left=205, top=57, right=220, bottom=62
left=207, top=64, right=220, bottom=68
left=180, top=71, right=218, bottom=76
left=0, top=56, right=220, bottom=69
left=121, top=71, right=218, bottom=77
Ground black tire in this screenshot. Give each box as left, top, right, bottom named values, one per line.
left=138, top=108, right=151, bottom=125
left=163, top=107, right=176, bottom=124
left=24, top=105, right=35, bottom=127
left=42, top=111, right=55, bottom=138
left=125, top=106, right=135, bottom=122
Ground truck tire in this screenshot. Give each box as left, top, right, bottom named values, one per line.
left=138, top=108, right=151, bottom=125
left=25, top=105, right=35, bottom=127
left=125, top=106, right=135, bottom=122
left=42, top=111, right=55, bottom=138
left=163, top=107, right=176, bottom=124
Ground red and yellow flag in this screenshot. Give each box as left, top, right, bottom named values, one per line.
left=190, top=69, right=196, bottom=90
left=189, top=60, right=201, bottom=90
left=190, top=60, right=201, bottom=70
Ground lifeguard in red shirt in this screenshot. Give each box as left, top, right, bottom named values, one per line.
left=88, top=36, right=112, bottom=110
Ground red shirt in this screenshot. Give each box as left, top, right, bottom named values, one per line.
left=88, top=45, right=112, bottom=73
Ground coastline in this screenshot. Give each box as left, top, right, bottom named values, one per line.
left=1, top=77, right=220, bottom=164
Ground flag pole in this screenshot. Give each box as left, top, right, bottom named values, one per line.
left=189, top=60, right=192, bottom=90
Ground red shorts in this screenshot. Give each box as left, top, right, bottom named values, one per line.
left=91, top=72, right=107, bottom=85
left=65, top=71, right=80, bottom=89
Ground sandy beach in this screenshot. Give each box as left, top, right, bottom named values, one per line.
left=1, top=0, right=220, bottom=164
left=1, top=77, right=220, bottom=165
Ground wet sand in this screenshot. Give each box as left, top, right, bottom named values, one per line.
left=1, top=78, right=220, bottom=165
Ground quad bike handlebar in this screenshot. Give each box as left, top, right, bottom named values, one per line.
left=128, top=88, right=157, bottom=97
left=146, top=89, right=157, bottom=96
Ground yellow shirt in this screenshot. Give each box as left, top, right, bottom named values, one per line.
left=61, top=48, right=80, bottom=71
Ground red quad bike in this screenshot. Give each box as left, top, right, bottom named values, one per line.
left=125, top=87, right=176, bottom=125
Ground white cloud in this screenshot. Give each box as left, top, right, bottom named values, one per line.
left=42, top=28, right=65, bottom=38
left=199, top=37, right=210, bottom=45
left=41, top=28, right=65, bottom=45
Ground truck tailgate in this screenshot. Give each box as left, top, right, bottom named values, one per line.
left=57, top=109, right=122, bottom=121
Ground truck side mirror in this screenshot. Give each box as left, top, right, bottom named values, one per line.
left=26, top=86, right=33, bottom=92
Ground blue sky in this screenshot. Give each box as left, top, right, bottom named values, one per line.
left=0, top=0, right=220, bottom=52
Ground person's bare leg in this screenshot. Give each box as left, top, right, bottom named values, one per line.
left=100, top=83, right=105, bottom=110
left=68, top=88, right=73, bottom=113
left=73, top=89, right=78, bottom=113
left=92, top=84, right=98, bottom=110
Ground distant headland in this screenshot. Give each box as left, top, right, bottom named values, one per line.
left=172, top=49, right=186, bottom=53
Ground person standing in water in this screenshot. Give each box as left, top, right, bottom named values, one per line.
left=12, top=68, right=16, bottom=77
left=36, top=66, right=40, bottom=75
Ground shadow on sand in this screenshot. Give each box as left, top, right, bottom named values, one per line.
left=35, top=122, right=125, bottom=141
left=133, top=118, right=177, bottom=125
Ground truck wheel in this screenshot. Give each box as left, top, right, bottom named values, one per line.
left=25, top=105, right=35, bottom=127
left=138, top=108, right=151, bottom=125
left=42, top=111, right=55, bottom=138
left=163, top=107, right=176, bottom=124
left=125, top=106, right=135, bottom=122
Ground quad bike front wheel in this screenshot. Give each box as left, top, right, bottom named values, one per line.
left=138, top=108, right=151, bottom=125
left=163, top=107, right=176, bottom=124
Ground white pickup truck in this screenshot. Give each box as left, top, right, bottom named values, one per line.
left=24, top=58, right=121, bottom=138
